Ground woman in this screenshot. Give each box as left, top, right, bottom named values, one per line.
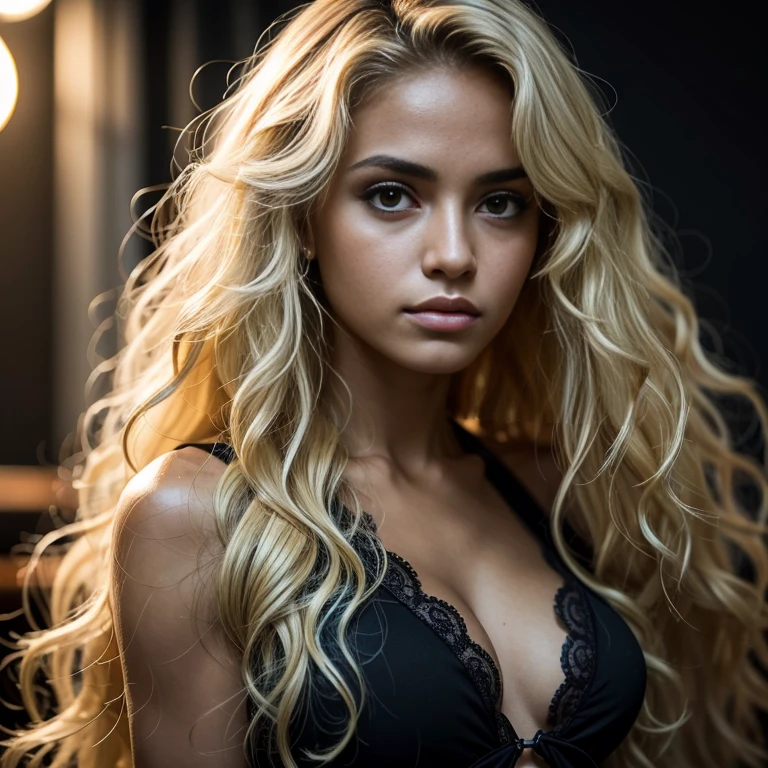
left=2, top=0, right=767, bottom=766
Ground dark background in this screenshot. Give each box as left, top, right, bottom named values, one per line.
left=0, top=0, right=765, bottom=759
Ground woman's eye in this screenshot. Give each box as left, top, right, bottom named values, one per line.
left=362, top=185, right=528, bottom=219
left=363, top=184, right=415, bottom=214
left=479, top=193, right=527, bottom=218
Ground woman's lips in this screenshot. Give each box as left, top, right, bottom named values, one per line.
left=403, top=310, right=478, bottom=331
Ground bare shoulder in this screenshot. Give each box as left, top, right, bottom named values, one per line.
left=112, top=444, right=233, bottom=650
left=476, top=434, right=563, bottom=519
left=114, top=446, right=229, bottom=560
left=112, top=447, right=249, bottom=767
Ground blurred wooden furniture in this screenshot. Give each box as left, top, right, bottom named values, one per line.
left=0, top=465, right=71, bottom=593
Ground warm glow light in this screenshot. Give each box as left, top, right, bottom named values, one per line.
left=0, top=36, right=18, bottom=132
left=0, top=0, right=53, bottom=22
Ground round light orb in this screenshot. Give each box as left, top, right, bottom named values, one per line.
left=0, top=0, right=53, bottom=22
left=0, top=36, right=19, bottom=132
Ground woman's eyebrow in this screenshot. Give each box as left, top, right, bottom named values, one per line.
left=347, top=154, right=528, bottom=184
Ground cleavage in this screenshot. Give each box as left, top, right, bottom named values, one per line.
left=349, top=468, right=571, bottom=739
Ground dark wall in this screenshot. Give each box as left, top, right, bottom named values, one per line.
left=0, top=7, right=54, bottom=466
left=140, top=0, right=263, bottom=192
left=535, top=0, right=766, bottom=405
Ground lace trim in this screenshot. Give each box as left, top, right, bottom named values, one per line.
left=355, top=510, right=596, bottom=742
left=548, top=579, right=596, bottom=735
left=356, top=512, right=502, bottom=713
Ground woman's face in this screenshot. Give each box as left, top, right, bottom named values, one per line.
left=309, top=65, right=541, bottom=375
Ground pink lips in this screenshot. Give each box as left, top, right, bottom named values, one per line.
left=405, top=311, right=478, bottom=331
left=404, top=295, right=480, bottom=332
left=407, top=295, right=479, bottom=315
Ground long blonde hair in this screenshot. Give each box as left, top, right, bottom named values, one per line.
left=2, top=1, right=767, bottom=766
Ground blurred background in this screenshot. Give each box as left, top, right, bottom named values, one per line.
left=0, top=0, right=766, bottom=757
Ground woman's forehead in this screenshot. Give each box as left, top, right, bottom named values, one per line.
left=344, top=67, right=519, bottom=170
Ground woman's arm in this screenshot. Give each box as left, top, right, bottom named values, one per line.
left=111, top=448, right=250, bottom=768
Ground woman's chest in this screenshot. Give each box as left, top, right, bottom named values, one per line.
left=346, top=463, right=576, bottom=744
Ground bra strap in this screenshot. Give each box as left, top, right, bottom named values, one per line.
left=173, top=442, right=236, bottom=465
left=450, top=420, right=593, bottom=568
left=450, top=420, right=549, bottom=529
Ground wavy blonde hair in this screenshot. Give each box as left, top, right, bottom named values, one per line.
left=2, top=1, right=768, bottom=766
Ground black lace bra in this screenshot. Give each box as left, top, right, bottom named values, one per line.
left=175, top=421, right=647, bottom=767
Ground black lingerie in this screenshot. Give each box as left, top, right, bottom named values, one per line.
left=175, top=420, right=647, bottom=767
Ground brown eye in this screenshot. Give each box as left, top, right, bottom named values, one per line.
left=362, top=183, right=415, bottom=214
left=378, top=189, right=403, bottom=208
left=478, top=192, right=527, bottom=219
left=484, top=195, right=510, bottom=215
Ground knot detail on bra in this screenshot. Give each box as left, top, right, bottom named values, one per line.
left=519, top=728, right=545, bottom=749
left=468, top=728, right=600, bottom=768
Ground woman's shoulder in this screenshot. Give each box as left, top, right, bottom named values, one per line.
left=111, top=447, right=249, bottom=766
left=116, top=445, right=230, bottom=539
left=127, top=442, right=232, bottom=488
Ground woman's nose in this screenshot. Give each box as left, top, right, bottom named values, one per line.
left=420, top=204, right=477, bottom=278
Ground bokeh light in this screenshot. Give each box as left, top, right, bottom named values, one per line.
left=0, top=36, right=19, bottom=132
left=0, top=0, right=53, bottom=23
